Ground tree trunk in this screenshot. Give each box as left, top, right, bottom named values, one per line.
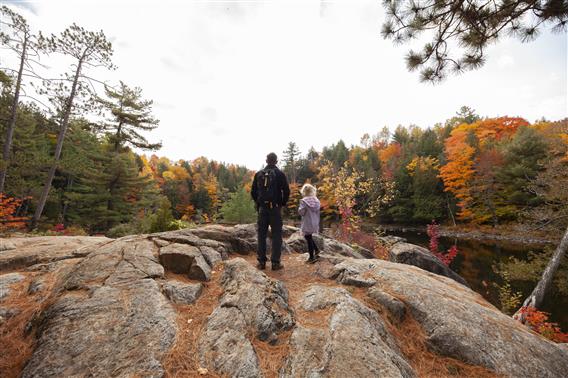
left=514, top=225, right=568, bottom=321
left=0, top=36, right=28, bottom=194
left=446, top=195, right=456, bottom=227
left=30, top=59, right=83, bottom=229
left=114, top=121, right=123, bottom=152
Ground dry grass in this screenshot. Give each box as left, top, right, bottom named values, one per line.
left=346, top=286, right=501, bottom=378
left=250, top=328, right=293, bottom=378
left=386, top=315, right=501, bottom=378
left=163, top=269, right=224, bottom=378
left=273, top=253, right=501, bottom=378
left=0, top=271, right=58, bottom=378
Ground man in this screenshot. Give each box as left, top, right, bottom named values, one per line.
left=251, top=152, right=290, bottom=270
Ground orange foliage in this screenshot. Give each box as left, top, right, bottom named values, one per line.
left=439, top=124, right=476, bottom=219
left=204, top=176, right=219, bottom=213
left=378, top=142, right=402, bottom=179
left=474, top=117, right=528, bottom=145
left=439, top=117, right=528, bottom=220
left=518, top=306, right=568, bottom=343
left=0, top=194, right=28, bottom=231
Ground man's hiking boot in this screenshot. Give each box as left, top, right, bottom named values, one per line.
left=257, top=262, right=266, bottom=270
left=271, top=262, right=284, bottom=271
left=306, top=256, right=319, bottom=264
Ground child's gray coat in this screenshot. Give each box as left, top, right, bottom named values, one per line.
left=298, top=196, right=320, bottom=235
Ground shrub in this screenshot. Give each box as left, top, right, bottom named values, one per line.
left=220, top=187, right=257, bottom=224
left=494, top=271, right=523, bottom=315
left=62, top=225, right=88, bottom=236
left=427, top=221, right=458, bottom=266
left=0, top=194, right=28, bottom=232
left=150, top=198, right=177, bottom=233
left=518, top=306, right=568, bottom=343
left=168, top=219, right=193, bottom=230
left=107, top=223, right=139, bottom=238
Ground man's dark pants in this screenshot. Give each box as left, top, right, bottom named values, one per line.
left=257, top=205, right=283, bottom=265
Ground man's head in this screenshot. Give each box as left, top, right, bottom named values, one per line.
left=266, top=152, right=278, bottom=165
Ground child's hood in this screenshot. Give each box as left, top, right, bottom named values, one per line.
left=301, top=196, right=320, bottom=209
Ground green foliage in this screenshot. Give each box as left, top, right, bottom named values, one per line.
left=106, top=222, right=140, bottom=238
left=190, top=188, right=212, bottom=215
left=65, top=147, right=158, bottom=232
left=97, top=81, right=161, bottom=152
left=495, top=271, right=524, bottom=315
left=220, top=187, right=257, bottom=224
left=498, top=126, right=547, bottom=207
left=495, top=248, right=568, bottom=298
left=282, top=141, right=301, bottom=183
left=150, top=197, right=176, bottom=233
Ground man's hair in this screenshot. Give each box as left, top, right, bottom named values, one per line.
left=266, top=152, right=278, bottom=165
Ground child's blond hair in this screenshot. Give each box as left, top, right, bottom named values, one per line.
left=300, top=183, right=317, bottom=197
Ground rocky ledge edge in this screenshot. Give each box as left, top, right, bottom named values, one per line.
left=0, top=224, right=566, bottom=378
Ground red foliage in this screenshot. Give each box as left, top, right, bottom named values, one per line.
left=427, top=221, right=458, bottom=266
left=54, top=223, right=65, bottom=233
left=518, top=306, right=568, bottom=343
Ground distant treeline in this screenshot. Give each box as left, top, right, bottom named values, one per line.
left=279, top=107, right=567, bottom=233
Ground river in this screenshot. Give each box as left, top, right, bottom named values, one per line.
left=381, top=228, right=568, bottom=330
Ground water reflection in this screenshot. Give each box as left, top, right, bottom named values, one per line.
left=387, top=229, right=567, bottom=330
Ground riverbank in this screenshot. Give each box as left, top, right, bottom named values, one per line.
left=367, top=223, right=558, bottom=247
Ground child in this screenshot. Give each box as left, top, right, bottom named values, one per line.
left=298, top=183, right=321, bottom=263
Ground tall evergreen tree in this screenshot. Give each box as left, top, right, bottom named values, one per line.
left=282, top=141, right=301, bottom=183
left=0, top=6, right=45, bottom=194
left=31, top=24, right=115, bottom=229
left=498, top=126, right=548, bottom=208
left=66, top=149, right=156, bottom=231
left=97, top=81, right=161, bottom=152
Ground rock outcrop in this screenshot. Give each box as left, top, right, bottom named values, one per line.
left=198, top=258, right=295, bottom=376
left=0, top=236, right=110, bottom=271
left=331, top=258, right=568, bottom=378
left=0, top=225, right=566, bottom=378
left=162, top=281, right=203, bottom=305
left=282, top=285, right=415, bottom=377
left=0, top=272, right=25, bottom=301
left=383, top=238, right=469, bottom=286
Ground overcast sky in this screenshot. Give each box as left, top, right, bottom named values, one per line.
left=3, top=0, right=567, bottom=169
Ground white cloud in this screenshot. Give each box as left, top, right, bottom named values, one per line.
left=3, top=0, right=567, bottom=168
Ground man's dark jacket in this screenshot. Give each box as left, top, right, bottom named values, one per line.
left=251, top=164, right=290, bottom=207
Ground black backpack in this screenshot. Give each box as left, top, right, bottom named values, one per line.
left=256, top=168, right=279, bottom=206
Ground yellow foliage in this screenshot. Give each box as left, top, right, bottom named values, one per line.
left=407, top=156, right=439, bottom=176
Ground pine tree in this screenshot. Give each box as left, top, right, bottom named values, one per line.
left=382, top=1, right=568, bottom=82
left=282, top=141, right=301, bottom=183
left=0, top=6, right=45, bottom=194
left=31, top=24, right=115, bottom=228
left=97, top=81, right=161, bottom=152
left=66, top=148, right=155, bottom=231
left=498, top=126, right=547, bottom=208
left=150, top=197, right=175, bottom=233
